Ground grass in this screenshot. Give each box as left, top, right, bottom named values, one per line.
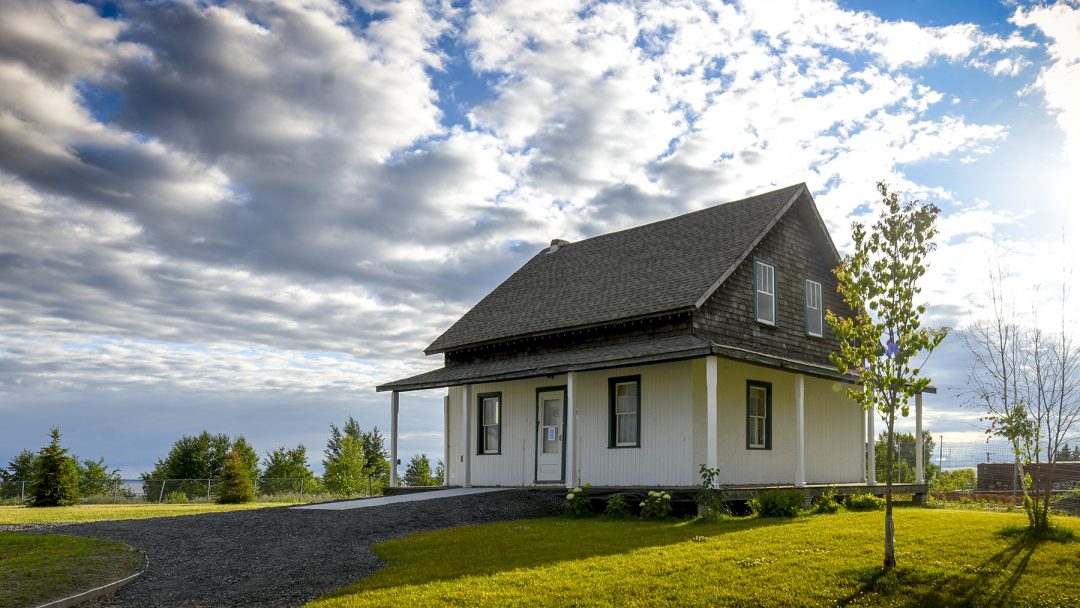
left=307, top=508, right=1080, bottom=608
left=0, top=501, right=298, bottom=524
left=0, top=532, right=144, bottom=608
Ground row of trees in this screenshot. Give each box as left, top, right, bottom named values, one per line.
left=4, top=415, right=446, bottom=506
left=1, top=428, right=123, bottom=505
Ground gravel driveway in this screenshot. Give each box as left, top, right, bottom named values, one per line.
left=16, top=489, right=561, bottom=607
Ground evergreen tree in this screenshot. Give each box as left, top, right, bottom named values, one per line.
left=29, top=428, right=80, bottom=507
left=323, top=435, right=367, bottom=496
left=217, top=446, right=255, bottom=504
left=361, top=427, right=391, bottom=491
left=433, top=459, right=445, bottom=485
left=403, top=453, right=440, bottom=487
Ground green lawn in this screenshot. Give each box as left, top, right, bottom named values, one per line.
left=308, top=508, right=1080, bottom=608
left=0, top=502, right=298, bottom=524
left=0, top=532, right=144, bottom=608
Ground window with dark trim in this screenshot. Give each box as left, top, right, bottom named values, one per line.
left=477, top=392, right=501, bottom=455
left=754, top=259, right=778, bottom=326
left=805, top=278, right=823, bottom=337
left=746, top=381, right=772, bottom=450
left=608, top=375, right=641, bottom=448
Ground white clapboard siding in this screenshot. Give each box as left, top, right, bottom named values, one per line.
left=445, top=356, right=863, bottom=487
left=574, top=360, right=696, bottom=487
left=711, top=359, right=863, bottom=485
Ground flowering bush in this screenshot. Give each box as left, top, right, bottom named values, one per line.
left=640, top=490, right=673, bottom=520
left=563, top=484, right=593, bottom=517
left=603, top=493, right=630, bottom=519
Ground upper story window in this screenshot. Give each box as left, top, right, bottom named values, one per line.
left=478, top=392, right=501, bottom=454
left=755, top=259, right=777, bottom=326
left=609, top=376, right=641, bottom=448
left=805, top=279, right=823, bottom=337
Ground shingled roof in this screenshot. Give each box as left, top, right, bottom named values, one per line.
left=426, top=183, right=811, bottom=354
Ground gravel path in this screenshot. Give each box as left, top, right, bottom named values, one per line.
left=13, top=489, right=561, bottom=608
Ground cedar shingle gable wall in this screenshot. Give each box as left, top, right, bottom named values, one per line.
left=426, top=184, right=804, bottom=355
left=692, top=198, right=848, bottom=367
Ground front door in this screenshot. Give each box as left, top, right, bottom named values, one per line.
left=536, top=389, right=565, bottom=482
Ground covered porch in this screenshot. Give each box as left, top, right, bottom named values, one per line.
left=378, top=337, right=933, bottom=492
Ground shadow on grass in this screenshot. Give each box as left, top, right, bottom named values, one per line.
left=335, top=515, right=800, bottom=596
left=838, top=526, right=1070, bottom=608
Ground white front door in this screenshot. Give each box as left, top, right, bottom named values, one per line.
left=536, top=389, right=565, bottom=482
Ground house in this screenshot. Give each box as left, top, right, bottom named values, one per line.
left=377, top=183, right=929, bottom=493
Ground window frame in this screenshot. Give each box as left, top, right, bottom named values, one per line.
left=805, top=278, right=823, bottom=337
left=608, top=375, right=642, bottom=448
left=746, top=380, right=772, bottom=450
left=477, top=392, right=502, bottom=455
left=754, top=258, right=779, bottom=327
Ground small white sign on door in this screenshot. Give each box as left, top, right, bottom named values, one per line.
left=547, top=427, right=557, bottom=441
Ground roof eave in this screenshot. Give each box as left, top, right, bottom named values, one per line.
left=422, top=306, right=697, bottom=356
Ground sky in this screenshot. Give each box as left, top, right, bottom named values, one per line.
left=1, top=0, right=1079, bottom=479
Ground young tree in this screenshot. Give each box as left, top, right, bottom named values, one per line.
left=323, top=435, right=367, bottom=496
left=325, top=417, right=387, bottom=494
left=361, top=427, right=391, bottom=492
left=874, top=431, right=938, bottom=483
left=143, top=431, right=256, bottom=499
left=433, top=459, right=445, bottom=485
left=2, top=449, right=37, bottom=483
left=77, top=457, right=123, bottom=497
left=1, top=449, right=37, bottom=500
left=29, top=428, right=80, bottom=507
left=403, top=453, right=440, bottom=487
left=964, top=262, right=1080, bottom=532
left=261, top=444, right=314, bottom=494
left=217, top=446, right=255, bottom=504
left=827, top=182, right=947, bottom=570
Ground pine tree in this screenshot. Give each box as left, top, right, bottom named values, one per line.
left=217, top=446, right=255, bottom=504
left=29, top=428, right=80, bottom=507
left=403, top=453, right=440, bottom=487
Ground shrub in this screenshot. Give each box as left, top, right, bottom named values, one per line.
left=217, top=447, right=255, bottom=504
left=749, top=489, right=804, bottom=518
left=845, top=492, right=885, bottom=511
left=604, top=493, right=630, bottom=519
left=640, top=490, right=673, bottom=520
left=810, top=487, right=840, bottom=514
left=164, top=490, right=189, bottom=504
left=29, top=428, right=80, bottom=507
left=696, top=465, right=729, bottom=518
left=563, top=485, right=592, bottom=517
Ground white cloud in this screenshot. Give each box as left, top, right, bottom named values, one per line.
left=1013, top=1, right=1080, bottom=166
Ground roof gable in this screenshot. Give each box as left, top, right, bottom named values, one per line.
left=427, top=183, right=821, bottom=354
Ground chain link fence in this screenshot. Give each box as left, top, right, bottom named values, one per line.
left=1, top=477, right=378, bottom=505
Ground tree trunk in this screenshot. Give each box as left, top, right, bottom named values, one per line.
left=884, top=411, right=896, bottom=570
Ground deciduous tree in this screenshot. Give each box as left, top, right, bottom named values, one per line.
left=827, top=182, right=947, bottom=570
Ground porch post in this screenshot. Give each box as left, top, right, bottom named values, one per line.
left=706, top=356, right=718, bottom=470
left=915, top=392, right=925, bottom=484
left=443, top=394, right=450, bottom=486
left=390, top=391, right=399, bottom=488
left=565, top=372, right=577, bottom=489
left=867, top=405, right=877, bottom=486
left=462, top=384, right=473, bottom=488
left=794, top=374, right=806, bottom=488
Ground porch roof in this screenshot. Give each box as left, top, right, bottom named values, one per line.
left=376, top=335, right=853, bottom=392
